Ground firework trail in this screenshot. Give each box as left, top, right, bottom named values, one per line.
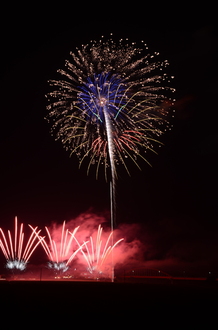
left=0, top=217, right=44, bottom=270
left=32, top=221, right=88, bottom=272
left=74, top=224, right=124, bottom=276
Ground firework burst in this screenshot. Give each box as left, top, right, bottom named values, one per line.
left=46, top=35, right=175, bottom=180
left=0, top=217, right=44, bottom=271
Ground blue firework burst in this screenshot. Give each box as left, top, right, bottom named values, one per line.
left=78, top=72, right=127, bottom=124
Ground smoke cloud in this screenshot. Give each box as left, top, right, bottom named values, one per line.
left=43, top=211, right=145, bottom=278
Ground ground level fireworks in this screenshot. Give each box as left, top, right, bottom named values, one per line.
left=0, top=216, right=126, bottom=280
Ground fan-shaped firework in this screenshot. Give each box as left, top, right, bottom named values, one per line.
left=74, top=224, right=124, bottom=276
left=0, top=217, right=44, bottom=271
left=32, top=221, right=88, bottom=272
left=46, top=35, right=175, bottom=180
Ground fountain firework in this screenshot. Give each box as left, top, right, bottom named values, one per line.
left=32, top=221, right=88, bottom=272
left=74, top=224, right=124, bottom=276
left=0, top=217, right=44, bottom=271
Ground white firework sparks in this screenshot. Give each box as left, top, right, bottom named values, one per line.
left=0, top=217, right=44, bottom=271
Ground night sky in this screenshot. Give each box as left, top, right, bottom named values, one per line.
left=0, top=6, right=217, bottom=274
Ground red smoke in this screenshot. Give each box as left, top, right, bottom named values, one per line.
left=43, top=211, right=145, bottom=278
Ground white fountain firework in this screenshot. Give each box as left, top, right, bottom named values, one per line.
left=0, top=217, right=44, bottom=271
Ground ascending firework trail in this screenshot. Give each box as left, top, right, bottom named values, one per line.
left=46, top=34, right=175, bottom=234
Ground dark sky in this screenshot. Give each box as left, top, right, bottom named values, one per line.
left=0, top=6, right=217, bottom=272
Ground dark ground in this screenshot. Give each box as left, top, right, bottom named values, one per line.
left=0, top=280, right=217, bottom=325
